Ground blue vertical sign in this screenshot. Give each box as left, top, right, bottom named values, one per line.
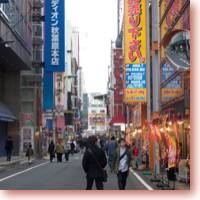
left=45, top=0, right=65, bottom=72
left=43, top=72, right=54, bottom=110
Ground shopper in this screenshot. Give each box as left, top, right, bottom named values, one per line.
left=26, top=143, right=34, bottom=165
left=55, top=141, right=64, bottom=162
left=48, top=140, right=55, bottom=162
left=112, top=138, right=132, bottom=190
left=106, top=136, right=117, bottom=169
left=4, top=136, right=13, bottom=161
left=82, top=135, right=107, bottom=190
left=64, top=140, right=71, bottom=161
left=133, top=144, right=139, bottom=169
left=70, top=140, right=75, bottom=155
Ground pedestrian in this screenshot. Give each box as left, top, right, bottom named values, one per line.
left=133, top=144, right=139, bottom=169
left=82, top=135, right=107, bottom=190
left=55, top=141, right=64, bottom=162
left=70, top=140, right=75, bottom=155
left=48, top=140, right=55, bottom=162
left=79, top=139, right=84, bottom=154
left=64, top=140, right=71, bottom=161
left=4, top=136, right=13, bottom=161
left=106, top=136, right=117, bottom=169
left=26, top=143, right=34, bottom=165
left=112, top=138, right=133, bottom=190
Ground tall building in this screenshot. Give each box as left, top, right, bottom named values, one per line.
left=88, top=93, right=107, bottom=135
left=82, top=93, right=89, bottom=130
left=0, top=0, right=33, bottom=156
left=20, top=0, right=44, bottom=155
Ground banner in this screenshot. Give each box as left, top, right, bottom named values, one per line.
left=124, top=0, right=147, bottom=103
left=43, top=72, right=54, bottom=110
left=45, top=0, right=65, bottom=72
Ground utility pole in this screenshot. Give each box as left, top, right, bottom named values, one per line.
left=146, top=0, right=151, bottom=121
left=151, top=0, right=161, bottom=178
left=152, top=0, right=160, bottom=113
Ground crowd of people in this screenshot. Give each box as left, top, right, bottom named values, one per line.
left=4, top=134, right=139, bottom=190
left=47, top=135, right=139, bottom=190
left=83, top=135, right=140, bottom=190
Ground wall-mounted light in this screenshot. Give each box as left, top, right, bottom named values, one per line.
left=0, top=40, right=14, bottom=48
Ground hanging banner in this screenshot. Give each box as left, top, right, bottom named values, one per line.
left=124, top=0, right=147, bottom=103
left=45, top=0, right=65, bottom=72
left=43, top=72, right=54, bottom=110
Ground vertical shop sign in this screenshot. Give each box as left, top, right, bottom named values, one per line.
left=45, top=0, right=65, bottom=72
left=124, top=0, right=147, bottom=103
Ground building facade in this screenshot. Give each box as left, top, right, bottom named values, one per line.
left=0, top=0, right=33, bottom=156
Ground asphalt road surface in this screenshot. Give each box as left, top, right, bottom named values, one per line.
left=0, top=153, right=152, bottom=190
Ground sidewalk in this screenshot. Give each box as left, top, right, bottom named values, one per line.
left=133, top=168, right=190, bottom=190
left=0, top=155, right=29, bottom=172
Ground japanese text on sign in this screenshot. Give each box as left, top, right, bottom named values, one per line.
left=51, top=0, right=60, bottom=66
left=124, top=0, right=147, bottom=64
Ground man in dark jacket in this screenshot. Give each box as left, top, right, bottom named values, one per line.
left=48, top=140, right=55, bottom=162
left=5, top=136, right=13, bottom=161
left=82, top=135, right=107, bottom=190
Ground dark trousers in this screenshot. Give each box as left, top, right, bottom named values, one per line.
left=6, top=151, right=12, bottom=161
left=50, top=154, right=54, bottom=162
left=71, top=149, right=74, bottom=155
left=86, top=177, right=104, bottom=190
left=57, top=153, right=63, bottom=162
left=65, top=152, right=69, bottom=161
left=117, top=170, right=128, bottom=190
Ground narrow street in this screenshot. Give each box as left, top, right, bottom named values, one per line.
left=0, top=153, right=149, bottom=190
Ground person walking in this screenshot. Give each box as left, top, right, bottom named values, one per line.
left=112, top=138, right=132, bottom=190
left=26, top=143, right=34, bottom=165
left=64, top=140, right=71, bottom=161
left=82, top=136, right=107, bottom=190
left=133, top=144, right=139, bottom=169
left=4, top=136, right=13, bottom=161
left=48, top=140, right=55, bottom=162
left=106, top=136, right=117, bottom=169
left=55, top=141, right=64, bottom=162
left=70, top=140, right=75, bottom=155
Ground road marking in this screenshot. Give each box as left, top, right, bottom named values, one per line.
left=0, top=161, right=49, bottom=183
left=130, top=168, right=154, bottom=190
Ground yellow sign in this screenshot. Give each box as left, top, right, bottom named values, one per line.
left=124, top=0, right=147, bottom=64
left=125, top=88, right=147, bottom=103
left=124, top=0, right=147, bottom=103
left=161, top=88, right=183, bottom=103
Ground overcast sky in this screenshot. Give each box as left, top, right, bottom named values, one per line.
left=66, top=0, right=117, bottom=94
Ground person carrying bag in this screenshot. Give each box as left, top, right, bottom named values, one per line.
left=82, top=136, right=107, bottom=190
left=112, top=138, right=133, bottom=190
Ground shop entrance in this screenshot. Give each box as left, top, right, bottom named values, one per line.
left=0, top=121, right=7, bottom=156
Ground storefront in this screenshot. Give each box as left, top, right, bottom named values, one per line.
left=0, top=102, right=16, bottom=156
left=159, top=0, right=190, bottom=183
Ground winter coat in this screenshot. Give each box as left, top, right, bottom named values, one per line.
left=82, top=144, right=107, bottom=179
left=26, top=147, right=34, bottom=157
left=5, top=139, right=13, bottom=152
left=106, top=140, right=117, bottom=156
left=112, top=147, right=132, bottom=174
left=48, top=143, right=55, bottom=155
left=56, top=144, right=64, bottom=154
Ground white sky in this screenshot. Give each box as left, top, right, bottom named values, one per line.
left=66, top=0, right=117, bottom=94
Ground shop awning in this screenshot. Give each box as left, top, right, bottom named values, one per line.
left=0, top=102, right=16, bottom=122
left=109, top=115, right=126, bottom=126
